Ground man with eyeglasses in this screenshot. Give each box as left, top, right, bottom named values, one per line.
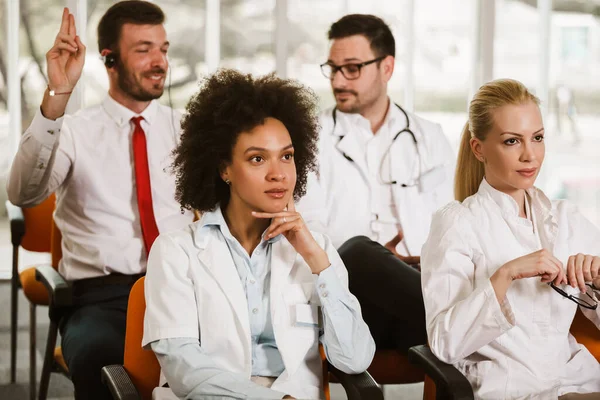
left=298, top=14, right=455, bottom=356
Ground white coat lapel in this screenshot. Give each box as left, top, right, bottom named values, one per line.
left=392, top=127, right=431, bottom=256
left=197, top=234, right=251, bottom=341
left=333, top=115, right=369, bottom=182
left=269, top=239, right=309, bottom=377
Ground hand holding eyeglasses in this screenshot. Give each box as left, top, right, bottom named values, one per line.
left=502, top=249, right=567, bottom=284
left=491, top=249, right=566, bottom=302
left=565, top=253, right=600, bottom=293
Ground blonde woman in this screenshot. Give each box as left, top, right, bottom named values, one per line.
left=421, top=79, right=600, bottom=399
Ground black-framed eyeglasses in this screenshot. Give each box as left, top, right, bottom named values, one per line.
left=320, top=56, right=386, bottom=80
left=549, top=282, right=599, bottom=310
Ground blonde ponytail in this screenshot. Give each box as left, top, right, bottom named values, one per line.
left=455, top=122, right=485, bottom=202
left=454, top=79, right=540, bottom=202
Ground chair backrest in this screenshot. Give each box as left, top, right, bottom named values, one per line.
left=123, top=277, right=161, bottom=400
left=20, top=194, right=56, bottom=252
left=570, top=308, right=600, bottom=362
left=50, top=217, right=62, bottom=269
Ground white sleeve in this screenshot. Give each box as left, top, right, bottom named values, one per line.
left=6, top=109, right=74, bottom=207
left=421, top=203, right=515, bottom=364
left=143, top=233, right=200, bottom=346
left=150, top=338, right=287, bottom=400
left=561, top=202, right=600, bottom=328
left=316, top=235, right=375, bottom=374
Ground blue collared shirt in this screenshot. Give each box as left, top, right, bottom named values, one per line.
left=202, top=207, right=285, bottom=377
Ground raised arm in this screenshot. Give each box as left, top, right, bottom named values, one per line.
left=6, top=8, right=85, bottom=206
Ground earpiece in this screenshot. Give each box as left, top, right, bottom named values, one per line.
left=103, top=52, right=117, bottom=68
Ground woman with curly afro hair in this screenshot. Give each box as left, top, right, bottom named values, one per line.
left=142, top=69, right=375, bottom=400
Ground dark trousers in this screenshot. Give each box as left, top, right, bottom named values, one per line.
left=59, top=279, right=136, bottom=400
left=338, top=236, right=427, bottom=353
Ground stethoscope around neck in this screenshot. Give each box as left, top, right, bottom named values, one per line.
left=332, top=103, right=421, bottom=187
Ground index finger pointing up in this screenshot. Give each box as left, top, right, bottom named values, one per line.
left=60, top=7, right=70, bottom=34
left=68, top=12, right=77, bottom=38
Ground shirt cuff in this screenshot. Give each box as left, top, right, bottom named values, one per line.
left=30, top=107, right=64, bottom=147
left=484, top=279, right=516, bottom=330
left=315, top=264, right=349, bottom=308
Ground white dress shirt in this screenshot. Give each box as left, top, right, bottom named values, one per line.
left=349, top=108, right=402, bottom=244
left=6, top=96, right=193, bottom=280
left=422, top=179, right=600, bottom=399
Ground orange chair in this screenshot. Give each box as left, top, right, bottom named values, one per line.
left=570, top=308, right=600, bottom=362
left=34, top=218, right=69, bottom=400
left=6, top=195, right=56, bottom=399
left=101, top=277, right=383, bottom=400
left=408, top=309, right=600, bottom=399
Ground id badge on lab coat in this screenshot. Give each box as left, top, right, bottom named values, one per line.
left=294, top=303, right=320, bottom=328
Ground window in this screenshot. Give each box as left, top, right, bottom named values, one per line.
left=494, top=0, right=540, bottom=88
left=287, top=0, right=347, bottom=110
left=221, top=0, right=275, bottom=76
left=0, top=0, right=62, bottom=194
left=17, top=0, right=63, bottom=126
left=414, top=0, right=474, bottom=149
left=543, top=10, right=600, bottom=227
left=560, top=26, right=589, bottom=64
left=0, top=0, right=9, bottom=180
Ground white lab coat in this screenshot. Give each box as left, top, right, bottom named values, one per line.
left=298, top=105, right=455, bottom=253
left=142, top=222, right=372, bottom=400
left=422, top=179, right=600, bottom=399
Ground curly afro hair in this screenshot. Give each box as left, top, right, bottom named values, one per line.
left=172, top=69, right=320, bottom=213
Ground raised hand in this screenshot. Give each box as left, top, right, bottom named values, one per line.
left=46, top=8, right=86, bottom=93
left=252, top=198, right=330, bottom=274
left=565, top=253, right=600, bottom=293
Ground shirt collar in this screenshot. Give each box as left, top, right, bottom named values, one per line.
left=333, top=98, right=398, bottom=141
left=102, top=95, right=159, bottom=128
left=200, top=205, right=283, bottom=245
left=477, top=178, right=552, bottom=218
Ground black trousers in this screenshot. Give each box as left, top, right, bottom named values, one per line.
left=59, top=279, right=136, bottom=400
left=338, top=236, right=427, bottom=353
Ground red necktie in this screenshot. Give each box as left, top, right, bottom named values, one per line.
left=131, top=116, right=160, bottom=255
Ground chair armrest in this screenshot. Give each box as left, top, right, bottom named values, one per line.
left=35, top=265, right=72, bottom=309
left=101, top=365, right=141, bottom=400
left=408, top=345, right=474, bottom=400
left=5, top=201, right=25, bottom=246
left=328, top=363, right=383, bottom=400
